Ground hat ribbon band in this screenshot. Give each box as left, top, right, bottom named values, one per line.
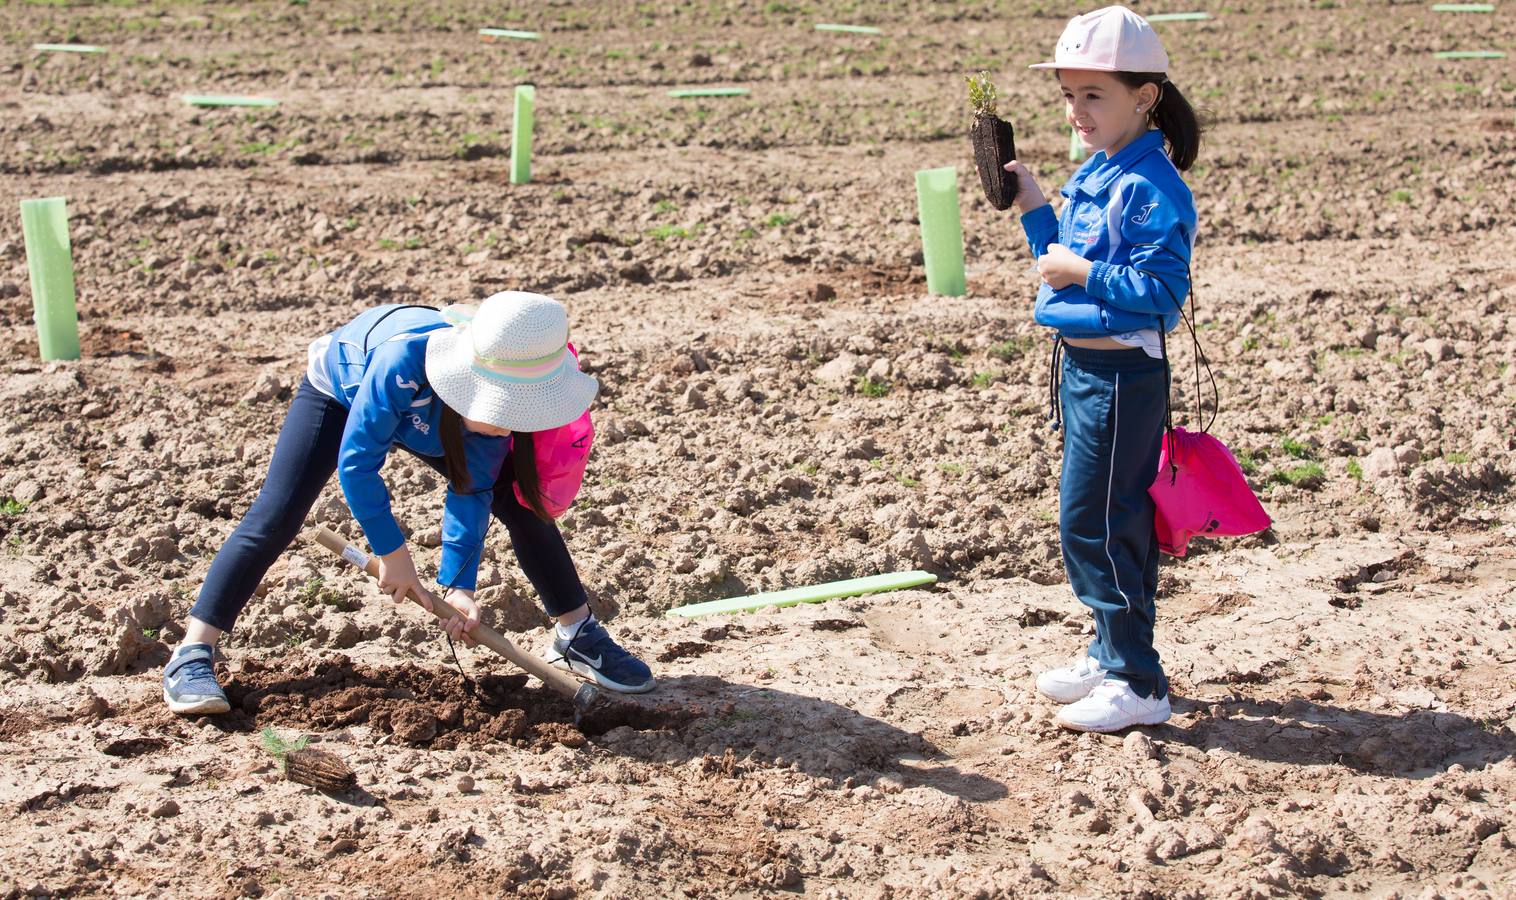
left=471, top=343, right=569, bottom=384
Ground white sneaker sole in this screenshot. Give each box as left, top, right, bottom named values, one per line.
left=547, top=654, right=657, bottom=695
left=1055, top=705, right=1170, bottom=733
left=163, top=688, right=230, bottom=716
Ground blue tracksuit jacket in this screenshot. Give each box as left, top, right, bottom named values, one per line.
left=1020, top=128, right=1197, bottom=337
left=321, top=305, right=510, bottom=590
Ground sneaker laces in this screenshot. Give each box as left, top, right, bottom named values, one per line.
left=546, top=616, right=594, bottom=667
left=173, top=655, right=221, bottom=696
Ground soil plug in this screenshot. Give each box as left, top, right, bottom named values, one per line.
left=914, top=167, right=966, bottom=296
left=511, top=84, right=535, bottom=184
left=19, top=197, right=80, bottom=361
left=262, top=727, right=355, bottom=792
left=1069, top=125, right=1086, bottom=162
left=966, top=71, right=1017, bottom=210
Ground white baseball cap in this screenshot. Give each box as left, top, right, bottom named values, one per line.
left=1029, top=5, right=1169, bottom=74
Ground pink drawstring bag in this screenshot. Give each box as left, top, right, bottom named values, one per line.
left=514, top=344, right=594, bottom=518
left=1148, top=427, right=1270, bottom=556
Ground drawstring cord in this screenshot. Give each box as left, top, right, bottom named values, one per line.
left=1047, top=336, right=1065, bottom=431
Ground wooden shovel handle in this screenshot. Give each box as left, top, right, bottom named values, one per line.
left=309, top=526, right=585, bottom=701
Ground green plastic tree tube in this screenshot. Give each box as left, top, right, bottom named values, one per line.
left=510, top=84, right=535, bottom=184
left=1070, top=125, right=1087, bottom=162
left=915, top=167, right=966, bottom=297
left=479, top=28, right=541, bottom=40
left=33, top=43, right=106, bottom=53
left=814, top=23, right=883, bottom=34
left=665, top=570, right=938, bottom=619
left=182, top=94, right=278, bottom=108
left=19, top=197, right=80, bottom=362
left=1432, top=4, right=1494, bottom=11
left=1433, top=50, right=1506, bottom=59
left=1147, top=12, right=1212, bottom=21
left=668, top=87, right=750, bottom=98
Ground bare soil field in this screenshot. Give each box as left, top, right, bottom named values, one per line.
left=1, top=1, right=1514, bottom=897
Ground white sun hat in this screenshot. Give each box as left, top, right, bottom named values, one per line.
left=1028, top=5, right=1169, bottom=74
left=424, top=291, right=598, bottom=433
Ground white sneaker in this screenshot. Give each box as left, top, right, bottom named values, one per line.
left=1036, top=654, right=1107, bottom=704
left=1055, top=678, right=1171, bottom=733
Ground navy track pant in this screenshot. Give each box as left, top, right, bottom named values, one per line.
left=1058, top=344, right=1169, bottom=699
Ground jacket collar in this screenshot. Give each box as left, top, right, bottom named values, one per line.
left=1062, top=128, right=1166, bottom=199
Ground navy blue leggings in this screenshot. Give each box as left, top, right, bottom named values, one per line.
left=1058, top=344, right=1169, bottom=699
left=190, top=378, right=588, bottom=632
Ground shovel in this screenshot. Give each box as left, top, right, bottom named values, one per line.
left=309, top=525, right=604, bottom=724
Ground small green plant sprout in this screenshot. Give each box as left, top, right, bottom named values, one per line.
left=855, top=375, right=890, bottom=398
left=1346, top=458, right=1364, bottom=481
left=989, top=336, right=1035, bottom=361
left=1281, top=436, right=1316, bottom=460
left=0, top=497, right=26, bottom=516
left=971, top=371, right=995, bottom=389
left=965, top=70, right=998, bottom=118
left=260, top=726, right=309, bottom=762
left=1273, top=462, right=1326, bottom=489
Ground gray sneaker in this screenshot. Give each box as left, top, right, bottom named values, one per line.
left=162, top=643, right=230, bottom=715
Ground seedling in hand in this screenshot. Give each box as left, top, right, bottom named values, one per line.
left=967, top=71, right=1018, bottom=210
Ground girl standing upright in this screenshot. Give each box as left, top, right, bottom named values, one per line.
left=1002, top=6, right=1204, bottom=732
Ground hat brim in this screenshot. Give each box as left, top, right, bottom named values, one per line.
left=1028, top=61, right=1121, bottom=70
left=424, top=327, right=599, bottom=433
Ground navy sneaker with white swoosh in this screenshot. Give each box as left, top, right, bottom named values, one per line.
left=548, top=619, right=655, bottom=694
left=162, top=643, right=231, bottom=715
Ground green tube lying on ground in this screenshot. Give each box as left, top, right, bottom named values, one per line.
left=1147, top=12, right=1212, bottom=21
left=479, top=28, right=541, bottom=40
left=1431, top=4, right=1494, bottom=12
left=183, top=94, right=278, bottom=107
left=814, top=23, right=883, bottom=34
left=33, top=43, right=106, bottom=53
left=511, top=84, right=535, bottom=184
left=665, top=570, right=938, bottom=619
left=668, top=87, right=750, bottom=98
left=20, top=197, right=80, bottom=362
left=1433, top=50, right=1506, bottom=59
left=915, top=166, right=965, bottom=297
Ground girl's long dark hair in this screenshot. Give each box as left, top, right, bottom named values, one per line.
left=439, top=404, right=471, bottom=495
left=439, top=404, right=551, bottom=521
left=509, top=430, right=551, bottom=522
left=1115, top=73, right=1204, bottom=172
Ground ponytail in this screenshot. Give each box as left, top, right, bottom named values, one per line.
left=439, top=404, right=471, bottom=494
left=510, top=430, right=552, bottom=522
left=441, top=405, right=551, bottom=521
left=1115, top=73, right=1205, bottom=172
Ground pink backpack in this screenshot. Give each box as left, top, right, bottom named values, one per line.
left=1148, top=427, right=1270, bottom=556
left=513, top=343, right=593, bottom=518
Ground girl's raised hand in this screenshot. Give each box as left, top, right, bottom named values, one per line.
left=1003, top=160, right=1049, bottom=215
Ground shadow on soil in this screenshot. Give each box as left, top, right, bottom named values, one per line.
left=1164, top=695, right=1515, bottom=777
left=169, top=656, right=1005, bottom=803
